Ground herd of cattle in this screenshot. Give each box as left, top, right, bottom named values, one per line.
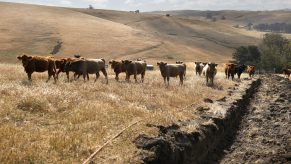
left=16, top=54, right=274, bottom=86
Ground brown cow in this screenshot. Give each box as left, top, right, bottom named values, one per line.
left=17, top=54, right=57, bottom=82
left=247, top=65, right=255, bottom=78
left=224, top=63, right=237, bottom=80
left=122, top=60, right=146, bottom=82
left=109, top=60, right=126, bottom=81
left=203, top=63, right=218, bottom=85
left=283, top=69, right=291, bottom=78
left=157, top=62, right=185, bottom=86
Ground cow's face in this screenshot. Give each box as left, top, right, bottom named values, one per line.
left=109, top=60, right=116, bottom=69
left=122, top=60, right=132, bottom=66
left=194, top=62, right=201, bottom=66
left=209, top=63, right=218, bottom=70
left=157, top=62, right=167, bottom=70
left=17, top=54, right=32, bottom=67
left=176, top=61, right=184, bottom=64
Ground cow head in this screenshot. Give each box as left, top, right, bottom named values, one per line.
left=247, top=65, right=255, bottom=70
left=194, top=62, right=201, bottom=65
left=17, top=54, right=32, bottom=67
left=208, top=63, right=218, bottom=69
left=157, top=61, right=167, bottom=68
left=122, top=60, right=132, bottom=65
left=176, top=61, right=184, bottom=64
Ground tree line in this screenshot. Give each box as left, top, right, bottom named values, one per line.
left=233, top=33, right=291, bottom=73
left=254, top=23, right=291, bottom=34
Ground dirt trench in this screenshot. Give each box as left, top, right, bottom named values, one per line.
left=134, top=75, right=290, bottom=164
left=220, top=75, right=290, bottom=163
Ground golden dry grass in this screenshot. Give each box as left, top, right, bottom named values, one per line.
left=0, top=63, right=240, bottom=163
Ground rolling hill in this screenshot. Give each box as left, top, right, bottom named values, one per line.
left=1, top=2, right=291, bottom=64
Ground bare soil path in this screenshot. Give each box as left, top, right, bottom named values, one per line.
left=220, top=75, right=291, bottom=163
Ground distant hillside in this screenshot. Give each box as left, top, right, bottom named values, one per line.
left=0, top=2, right=158, bottom=63
left=72, top=8, right=262, bottom=63
left=1, top=2, right=285, bottom=64
left=150, top=10, right=291, bottom=27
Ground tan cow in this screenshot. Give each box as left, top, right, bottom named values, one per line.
left=157, top=62, right=186, bottom=86
left=17, top=54, right=57, bottom=82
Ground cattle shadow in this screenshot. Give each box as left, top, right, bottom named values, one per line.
left=21, top=80, right=33, bottom=86
left=206, top=83, right=223, bottom=90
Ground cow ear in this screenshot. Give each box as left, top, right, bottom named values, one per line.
left=157, top=62, right=160, bottom=66
left=129, top=61, right=132, bottom=63
left=27, top=56, right=32, bottom=60
left=122, top=60, right=125, bottom=63
left=17, top=56, right=22, bottom=60
left=109, top=60, right=112, bottom=64
left=165, top=63, right=167, bottom=65
left=215, top=64, right=218, bottom=67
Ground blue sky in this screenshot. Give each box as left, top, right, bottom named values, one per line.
left=1, top=0, right=291, bottom=11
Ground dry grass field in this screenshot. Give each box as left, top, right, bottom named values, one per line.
left=0, top=63, right=239, bottom=163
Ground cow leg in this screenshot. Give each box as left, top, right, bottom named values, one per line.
left=206, top=76, right=209, bottom=84
left=126, top=72, right=130, bottom=82
left=134, top=73, right=137, bottom=83
left=53, top=72, right=57, bottom=83
left=167, top=76, right=170, bottom=87
left=83, top=73, right=87, bottom=82
left=141, top=72, right=145, bottom=83
left=74, top=73, right=78, bottom=80
left=179, top=74, right=183, bottom=85
left=95, top=72, right=100, bottom=82
left=47, top=71, right=52, bottom=83
left=115, top=73, right=119, bottom=81
left=163, top=76, right=166, bottom=85
left=27, top=73, right=32, bottom=81
left=66, top=72, right=70, bottom=82
left=56, top=69, right=62, bottom=80
left=101, top=68, right=108, bottom=84
left=87, top=74, right=89, bottom=81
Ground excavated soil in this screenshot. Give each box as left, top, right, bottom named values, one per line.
left=134, top=75, right=290, bottom=164
left=220, top=75, right=291, bottom=163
